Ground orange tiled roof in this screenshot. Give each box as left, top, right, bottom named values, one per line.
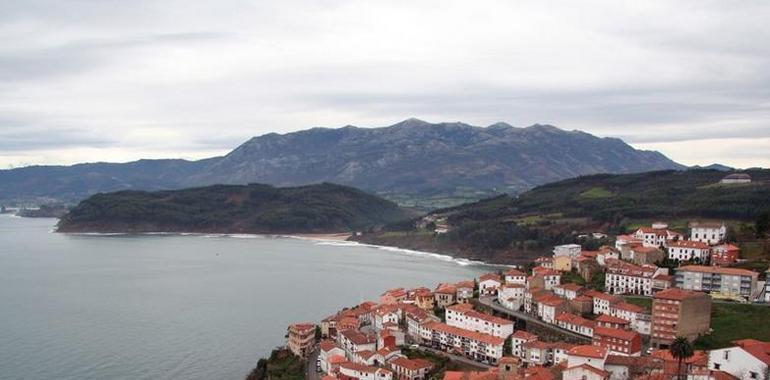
left=677, top=265, right=757, bottom=277
left=654, top=288, right=708, bottom=301
left=594, top=326, right=639, bottom=341
left=568, top=345, right=607, bottom=359
left=424, top=321, right=505, bottom=345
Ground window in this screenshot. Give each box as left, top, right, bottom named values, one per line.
left=723, top=350, right=729, bottom=360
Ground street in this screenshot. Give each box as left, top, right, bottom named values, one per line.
left=477, top=296, right=592, bottom=343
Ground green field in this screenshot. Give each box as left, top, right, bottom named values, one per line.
left=623, top=296, right=652, bottom=311
left=694, top=303, right=770, bottom=350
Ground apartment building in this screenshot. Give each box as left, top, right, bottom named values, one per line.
left=667, top=240, right=712, bottom=262
left=675, top=265, right=758, bottom=300
left=651, top=288, right=712, bottom=349
left=287, top=323, right=316, bottom=358
left=689, top=221, right=727, bottom=245
left=445, top=303, right=514, bottom=338
left=421, top=321, right=505, bottom=364
left=605, top=259, right=666, bottom=296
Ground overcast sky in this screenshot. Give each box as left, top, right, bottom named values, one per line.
left=1, top=0, right=769, bottom=169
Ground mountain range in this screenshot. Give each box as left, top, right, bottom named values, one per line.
left=0, top=119, right=684, bottom=209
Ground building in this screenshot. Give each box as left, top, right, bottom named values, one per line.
left=532, top=266, right=562, bottom=291
left=455, top=280, right=475, bottom=303
left=553, top=255, right=573, bottom=272
left=615, top=234, right=643, bottom=251
left=388, top=357, right=433, bottom=380
left=555, top=312, right=595, bottom=337
left=320, top=341, right=347, bottom=374
left=434, top=283, right=457, bottom=308
left=554, top=244, right=582, bottom=258
left=538, top=295, right=568, bottom=324
left=690, top=221, right=727, bottom=245
left=523, top=340, right=555, bottom=366
left=587, top=291, right=622, bottom=316
left=711, top=244, right=741, bottom=266
left=624, top=245, right=665, bottom=266
left=498, top=283, right=525, bottom=311
left=595, top=314, right=630, bottom=330
left=287, top=323, right=316, bottom=358
left=510, top=330, right=539, bottom=358
left=720, top=173, right=752, bottom=184
left=633, top=223, right=683, bottom=248
left=707, top=339, right=769, bottom=380
left=609, top=302, right=651, bottom=336
left=479, top=273, right=502, bottom=296
left=380, top=288, right=408, bottom=304
left=553, top=283, right=584, bottom=300
left=338, top=329, right=377, bottom=357
left=339, top=362, right=393, bottom=380
left=651, top=288, right=712, bottom=348
left=675, top=265, right=759, bottom=300
left=422, top=321, right=505, bottom=364
left=414, top=290, right=435, bottom=311
left=564, top=345, right=610, bottom=380
left=667, top=240, right=712, bottom=262
left=505, top=269, right=527, bottom=285
left=404, top=306, right=439, bottom=342
left=592, top=327, right=643, bottom=356
left=445, top=303, right=514, bottom=338
left=605, top=259, right=665, bottom=296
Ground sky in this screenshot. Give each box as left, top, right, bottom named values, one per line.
left=1, top=0, right=769, bottom=169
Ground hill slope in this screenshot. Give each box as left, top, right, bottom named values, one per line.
left=355, top=169, right=770, bottom=264
left=1, top=119, right=683, bottom=208
left=57, top=183, right=411, bottom=234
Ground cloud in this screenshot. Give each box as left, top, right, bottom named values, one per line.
left=0, top=0, right=768, bottom=168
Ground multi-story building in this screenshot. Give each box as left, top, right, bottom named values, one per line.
left=421, top=321, right=505, bottom=364
left=689, top=221, right=727, bottom=245
left=711, top=244, right=741, bottom=266
left=538, top=295, right=568, bottom=324
left=498, top=283, right=525, bottom=311
left=675, top=265, right=758, bottom=300
left=667, top=240, right=711, bottom=262
left=532, top=266, right=561, bottom=290
left=553, top=283, right=584, bottom=300
left=587, top=290, right=622, bottom=316
left=445, top=303, right=513, bottom=338
left=380, top=288, right=408, bottom=304
left=455, top=280, right=475, bottom=303
left=592, top=327, right=643, bottom=356
left=387, top=357, right=433, bottom=380
left=633, top=223, right=683, bottom=248
left=510, top=330, right=539, bottom=358
left=651, top=288, right=712, bottom=348
left=555, top=312, right=595, bottom=337
left=478, top=273, right=502, bottom=296
left=338, top=362, right=393, bottom=380
left=404, top=306, right=439, bottom=342
left=564, top=345, right=609, bottom=380
left=287, top=323, right=316, bottom=358
left=504, top=269, right=527, bottom=285
left=605, top=259, right=665, bottom=296
left=595, top=314, right=630, bottom=330
left=623, top=245, right=665, bottom=266
left=338, top=329, right=377, bottom=357
left=554, top=244, right=582, bottom=258
left=434, top=283, right=457, bottom=308
left=707, top=339, right=770, bottom=380
left=319, top=340, right=346, bottom=374
left=609, top=302, right=651, bottom=336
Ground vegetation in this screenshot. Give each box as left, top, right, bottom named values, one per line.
left=245, top=349, right=304, bottom=380
left=694, top=303, right=770, bottom=350
left=669, top=337, right=694, bottom=380
left=57, top=183, right=412, bottom=234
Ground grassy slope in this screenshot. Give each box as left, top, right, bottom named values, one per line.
left=695, top=303, right=770, bottom=350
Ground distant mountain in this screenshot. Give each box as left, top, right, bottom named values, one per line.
left=1, top=119, right=684, bottom=209
left=57, top=183, right=411, bottom=234
left=690, top=163, right=734, bottom=172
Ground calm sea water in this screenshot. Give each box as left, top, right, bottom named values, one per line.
left=0, top=215, right=489, bottom=380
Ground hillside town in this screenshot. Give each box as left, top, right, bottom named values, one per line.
left=284, top=220, right=770, bottom=380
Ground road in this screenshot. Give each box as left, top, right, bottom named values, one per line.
left=306, top=347, right=321, bottom=380
left=415, top=346, right=492, bottom=370
left=477, top=296, right=592, bottom=343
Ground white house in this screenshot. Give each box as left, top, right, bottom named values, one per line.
left=553, top=283, right=584, bottom=300
left=708, top=339, right=770, bottom=380
left=633, top=224, right=683, bottom=248
left=504, top=269, right=527, bottom=285
left=510, top=330, right=539, bottom=358
left=667, top=240, right=712, bottom=262
left=564, top=345, right=610, bottom=380
left=445, top=303, right=514, bottom=339
left=555, top=312, right=595, bottom=337
left=478, top=273, right=502, bottom=296
left=604, top=259, right=664, bottom=296
left=498, top=284, right=525, bottom=311
left=339, top=362, right=394, bottom=380
left=421, top=321, right=505, bottom=364
left=554, top=244, right=582, bottom=257
left=319, top=341, right=346, bottom=374
left=338, top=329, right=377, bottom=357
left=609, top=302, right=651, bottom=336
left=690, top=221, right=727, bottom=245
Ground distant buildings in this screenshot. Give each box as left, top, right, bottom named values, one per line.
left=720, top=173, right=752, bottom=184
left=287, top=322, right=317, bottom=358
left=605, top=259, right=668, bottom=296
left=675, top=265, right=758, bottom=300
left=633, top=223, right=683, bottom=248
left=711, top=244, right=741, bottom=266
left=667, top=240, right=712, bottom=262
left=651, top=288, right=712, bottom=348
left=689, top=221, right=727, bottom=245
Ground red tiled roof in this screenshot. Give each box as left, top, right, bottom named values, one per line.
left=568, top=345, right=607, bottom=359
left=565, top=364, right=610, bottom=378
left=594, top=326, right=639, bottom=341
left=389, top=357, right=433, bottom=371
left=654, top=288, right=708, bottom=301
left=678, top=265, right=758, bottom=277
left=555, top=313, right=595, bottom=328
left=595, top=314, right=629, bottom=325
left=511, top=330, right=539, bottom=341
left=668, top=240, right=710, bottom=249
left=319, top=340, right=340, bottom=352
left=506, top=268, right=526, bottom=277
left=422, top=322, right=505, bottom=346
left=733, top=339, right=770, bottom=365
left=340, top=362, right=390, bottom=375
left=479, top=273, right=501, bottom=282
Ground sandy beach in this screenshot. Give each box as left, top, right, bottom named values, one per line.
left=291, top=233, right=352, bottom=241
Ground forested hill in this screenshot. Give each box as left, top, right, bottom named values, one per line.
left=355, top=169, right=770, bottom=264
left=57, top=183, right=412, bottom=234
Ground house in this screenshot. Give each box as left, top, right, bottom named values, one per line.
left=609, top=302, right=651, bottom=335
left=404, top=306, right=439, bottom=342
left=479, top=273, right=502, bottom=296
left=720, top=173, right=752, bottom=184
left=287, top=323, right=316, bottom=358
left=553, top=255, right=573, bottom=272
left=615, top=234, right=643, bottom=251
left=633, top=223, right=683, bottom=248
left=378, top=329, right=405, bottom=350
left=510, top=330, right=539, bottom=358
left=380, top=288, right=408, bottom=305
left=652, top=273, right=674, bottom=293
left=533, top=266, right=562, bottom=290
left=651, top=288, right=712, bottom=348
left=553, top=342, right=578, bottom=365
left=564, top=345, right=610, bottom=380
left=675, top=265, right=759, bottom=300
left=455, top=280, right=475, bottom=303
left=434, top=283, right=457, bottom=308
left=538, top=295, right=568, bottom=324
left=320, top=341, right=347, bottom=374
left=338, top=329, right=377, bottom=357
left=604, top=259, right=665, bottom=296
left=586, top=290, right=622, bottom=316
left=339, top=362, right=393, bottom=380
left=553, top=283, right=585, bottom=300
left=595, top=314, right=630, bottom=330
left=505, top=269, right=527, bottom=285
left=523, top=340, right=555, bottom=366
left=414, top=290, right=435, bottom=311
left=711, top=244, right=741, bottom=266
left=554, top=244, right=582, bottom=258
left=689, top=221, right=727, bottom=245
left=651, top=349, right=710, bottom=379
left=707, top=339, right=770, bottom=380
left=388, top=357, right=433, bottom=380
left=624, top=245, right=665, bottom=266
left=667, top=240, right=712, bottom=262
left=592, top=327, right=643, bottom=356
left=604, top=355, right=665, bottom=380
left=445, top=303, right=514, bottom=338
left=421, top=321, right=505, bottom=364
left=535, top=256, right=554, bottom=269
left=374, top=305, right=401, bottom=331
left=596, top=247, right=620, bottom=266
left=570, top=295, right=594, bottom=315
left=498, top=283, right=525, bottom=311
left=555, top=312, right=595, bottom=337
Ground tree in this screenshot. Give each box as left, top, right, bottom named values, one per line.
left=670, top=337, right=694, bottom=380
left=757, top=212, right=770, bottom=238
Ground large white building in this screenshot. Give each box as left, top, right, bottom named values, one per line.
left=708, top=339, right=769, bottom=380
left=554, top=244, right=582, bottom=257
left=633, top=223, right=683, bottom=248
left=605, top=259, right=666, bottom=296
left=421, top=321, right=505, bottom=364
left=498, top=284, right=525, bottom=311
left=667, top=240, right=712, bottom=262
left=675, top=265, right=759, bottom=300
left=689, top=221, right=727, bottom=245
left=445, top=303, right=514, bottom=338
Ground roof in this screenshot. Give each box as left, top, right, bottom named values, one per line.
left=733, top=339, right=770, bottom=365
left=654, top=288, right=707, bottom=301
left=595, top=314, right=629, bottom=325
left=612, top=301, right=645, bottom=313
left=505, top=268, right=526, bottom=277
left=479, top=272, right=501, bottom=282
left=533, top=266, right=560, bottom=276
left=557, top=283, right=585, bottom=292
left=319, top=340, right=341, bottom=352
left=677, top=265, right=758, bottom=277
left=585, top=290, right=622, bottom=303
left=288, top=323, right=316, bottom=332
left=435, top=283, right=458, bottom=294
left=713, top=243, right=741, bottom=251
left=339, top=329, right=376, bottom=345
left=689, top=221, right=725, bottom=229
left=511, top=330, right=539, bottom=341
left=568, top=345, right=608, bottom=359
left=340, top=362, right=391, bottom=375
left=455, top=280, right=475, bottom=289
left=668, top=240, right=710, bottom=249
left=389, top=357, right=433, bottom=371
left=422, top=321, right=505, bottom=345
left=594, top=326, right=640, bottom=341
left=555, top=312, right=595, bottom=328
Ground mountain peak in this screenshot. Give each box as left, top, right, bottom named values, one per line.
left=390, top=118, right=432, bottom=128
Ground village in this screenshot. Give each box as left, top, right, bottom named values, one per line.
left=284, top=220, right=770, bottom=380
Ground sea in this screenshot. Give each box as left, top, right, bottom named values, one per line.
left=0, top=215, right=492, bottom=380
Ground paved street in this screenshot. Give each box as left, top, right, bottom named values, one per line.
left=415, top=346, right=492, bottom=370
left=305, top=348, right=321, bottom=380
